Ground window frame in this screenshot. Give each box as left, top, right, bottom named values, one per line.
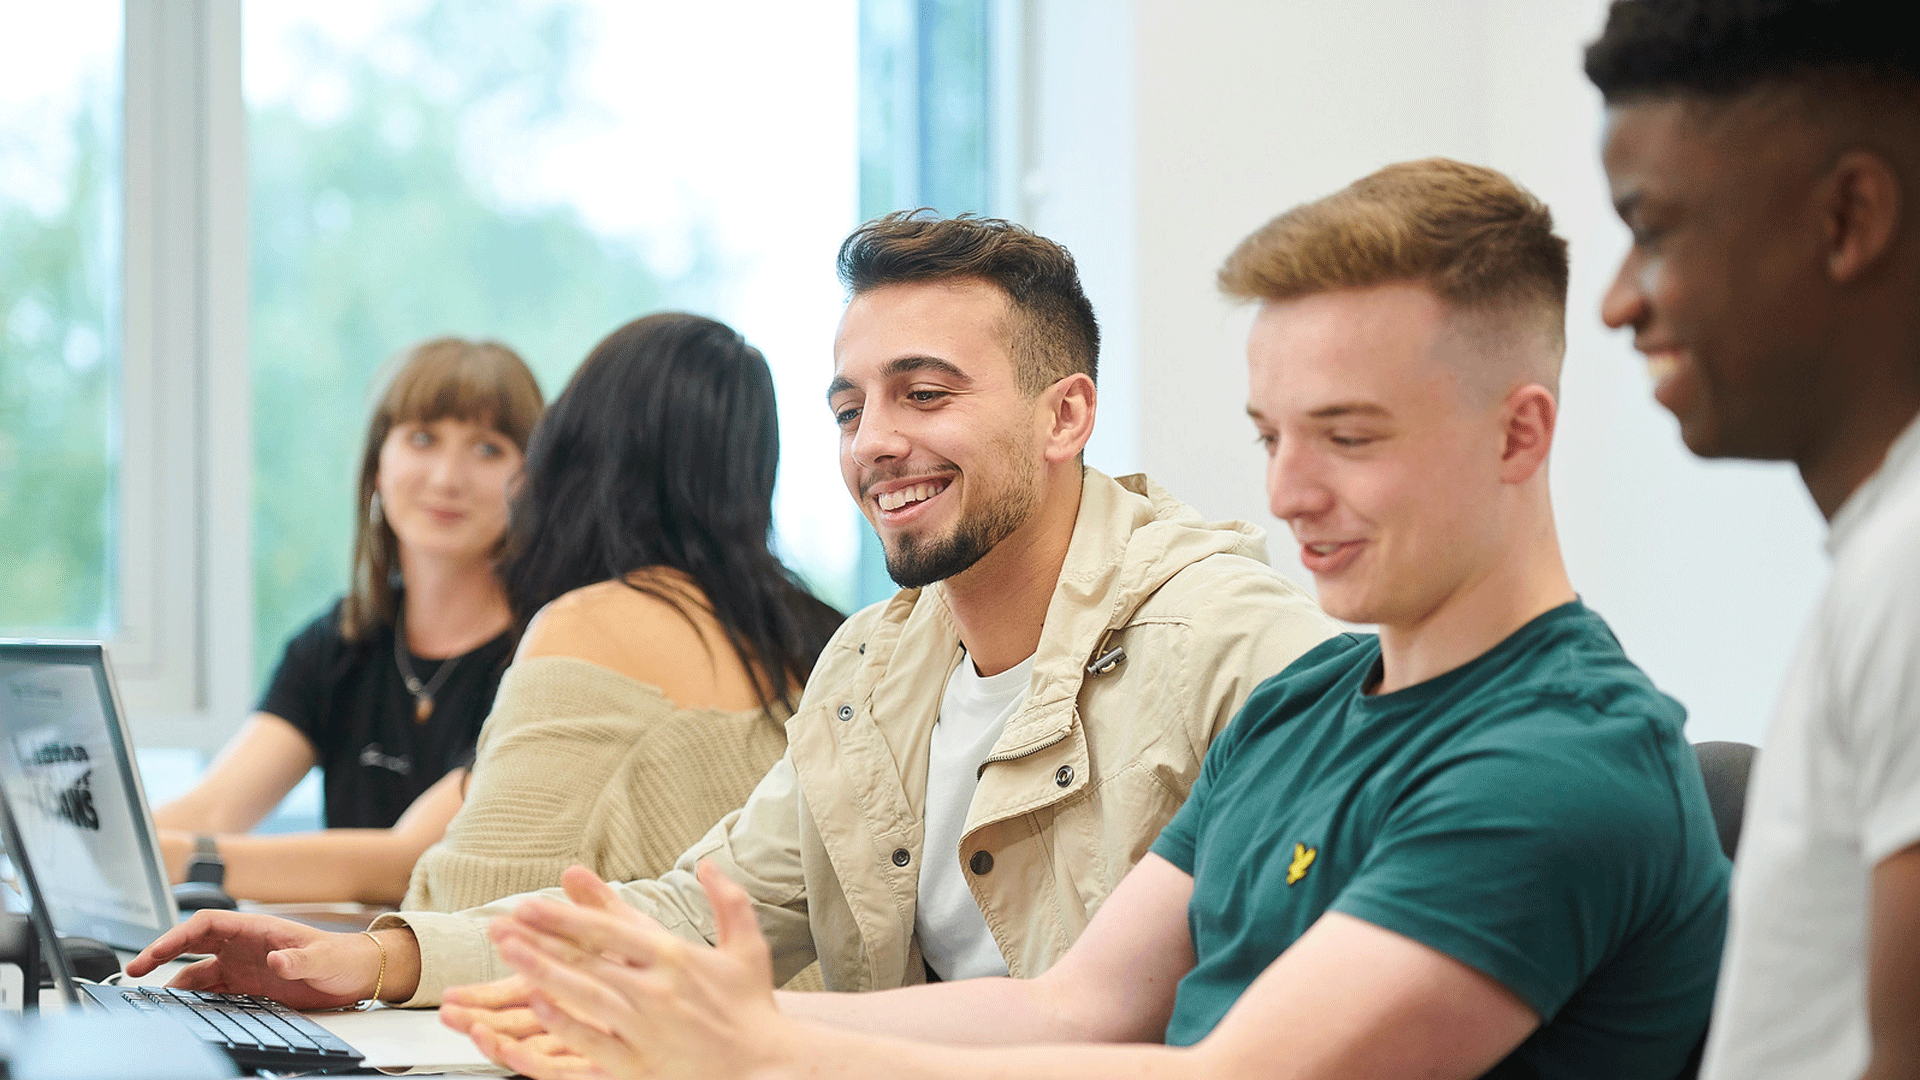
left=106, top=0, right=1017, bottom=747
left=114, top=0, right=251, bottom=751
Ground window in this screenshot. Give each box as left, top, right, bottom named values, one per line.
left=0, top=3, right=123, bottom=641
left=5, top=0, right=1003, bottom=750
left=244, top=0, right=861, bottom=685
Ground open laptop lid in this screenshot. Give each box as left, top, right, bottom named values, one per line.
left=0, top=769, right=83, bottom=1006
left=0, top=642, right=179, bottom=950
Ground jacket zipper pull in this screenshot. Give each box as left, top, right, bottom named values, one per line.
left=1086, top=644, right=1126, bottom=678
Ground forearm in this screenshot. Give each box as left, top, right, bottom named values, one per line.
left=214, top=830, right=429, bottom=906
left=769, top=1017, right=1201, bottom=1080
left=776, top=973, right=1146, bottom=1047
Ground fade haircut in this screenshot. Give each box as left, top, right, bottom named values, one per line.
left=1585, top=0, right=1920, bottom=103
left=837, top=211, right=1100, bottom=395
left=1219, top=158, right=1570, bottom=365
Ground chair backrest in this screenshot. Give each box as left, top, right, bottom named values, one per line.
left=1692, top=741, right=1758, bottom=860
left=1674, top=740, right=1759, bottom=1080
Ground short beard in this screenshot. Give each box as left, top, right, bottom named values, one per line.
left=882, top=500, right=1024, bottom=588
left=882, top=468, right=1039, bottom=589
left=874, top=424, right=1043, bottom=589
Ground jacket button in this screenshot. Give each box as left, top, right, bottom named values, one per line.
left=1055, top=765, right=1074, bottom=787
left=891, top=848, right=911, bottom=867
left=969, top=850, right=994, bottom=875
left=837, top=704, right=854, bottom=721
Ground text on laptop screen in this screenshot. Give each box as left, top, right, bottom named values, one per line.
left=0, top=652, right=168, bottom=939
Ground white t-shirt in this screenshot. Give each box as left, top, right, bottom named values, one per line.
left=915, top=650, right=1034, bottom=981
left=1702, top=413, right=1920, bottom=1080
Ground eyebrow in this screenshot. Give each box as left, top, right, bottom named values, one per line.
left=1306, top=402, right=1391, bottom=420
left=826, top=355, right=973, bottom=402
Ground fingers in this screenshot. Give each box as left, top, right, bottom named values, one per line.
left=699, top=860, right=760, bottom=954
left=128, top=910, right=242, bottom=974
left=441, top=999, right=546, bottom=1040
left=469, top=1021, right=614, bottom=1080
left=523, top=990, right=646, bottom=1079
left=166, top=956, right=228, bottom=992
left=264, top=944, right=316, bottom=982
left=559, top=865, right=626, bottom=914
left=700, top=859, right=774, bottom=989
left=494, top=931, right=643, bottom=1038
left=500, top=897, right=682, bottom=971
left=443, top=973, right=531, bottom=1009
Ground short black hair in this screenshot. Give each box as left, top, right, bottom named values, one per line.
left=1586, top=0, right=1920, bottom=101
left=837, top=211, right=1100, bottom=393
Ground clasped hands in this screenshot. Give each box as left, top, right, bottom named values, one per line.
left=440, top=861, right=792, bottom=1080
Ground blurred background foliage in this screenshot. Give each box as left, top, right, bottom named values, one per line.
left=249, top=0, right=702, bottom=687
left=5, top=0, right=986, bottom=694
left=0, top=74, right=118, bottom=636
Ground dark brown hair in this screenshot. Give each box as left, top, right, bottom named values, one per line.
left=1218, top=158, right=1568, bottom=346
left=495, top=313, right=844, bottom=713
left=341, top=338, right=544, bottom=641
left=837, top=210, right=1100, bottom=394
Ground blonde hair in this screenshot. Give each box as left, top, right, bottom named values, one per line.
left=341, top=338, right=545, bottom=641
left=1219, top=158, right=1569, bottom=351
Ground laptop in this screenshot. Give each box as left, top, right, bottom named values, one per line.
left=0, top=767, right=365, bottom=1074
left=0, top=641, right=177, bottom=952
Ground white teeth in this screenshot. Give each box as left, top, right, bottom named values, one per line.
left=877, top=481, right=945, bottom=511
left=1308, top=543, right=1340, bottom=555
left=1647, top=352, right=1680, bottom=383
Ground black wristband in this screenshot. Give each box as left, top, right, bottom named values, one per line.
left=184, top=834, right=225, bottom=886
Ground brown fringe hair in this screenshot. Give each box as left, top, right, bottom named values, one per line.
left=340, top=338, right=544, bottom=642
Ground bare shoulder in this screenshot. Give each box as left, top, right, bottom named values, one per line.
left=517, top=574, right=759, bottom=709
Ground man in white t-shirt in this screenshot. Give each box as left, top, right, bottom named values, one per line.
left=1588, top=3, right=1920, bottom=1076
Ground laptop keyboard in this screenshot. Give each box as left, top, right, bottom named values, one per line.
left=84, top=983, right=365, bottom=1074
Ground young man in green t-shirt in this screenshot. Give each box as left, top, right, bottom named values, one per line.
left=442, top=160, right=1729, bottom=1080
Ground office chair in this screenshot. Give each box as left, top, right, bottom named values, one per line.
left=1693, top=740, right=1758, bottom=860
left=1672, top=740, right=1759, bottom=1080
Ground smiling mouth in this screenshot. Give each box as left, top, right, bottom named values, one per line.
left=874, top=478, right=950, bottom=512
left=1645, top=350, right=1681, bottom=384
left=1306, top=542, right=1343, bottom=556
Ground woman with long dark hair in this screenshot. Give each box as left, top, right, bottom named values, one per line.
left=403, top=312, right=842, bottom=912
left=156, top=338, right=544, bottom=905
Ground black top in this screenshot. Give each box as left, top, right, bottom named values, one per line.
left=256, top=599, right=512, bottom=828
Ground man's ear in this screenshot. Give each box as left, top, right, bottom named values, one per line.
left=1824, top=149, right=1902, bottom=284
left=1041, top=372, right=1097, bottom=464
left=1498, top=384, right=1557, bottom=485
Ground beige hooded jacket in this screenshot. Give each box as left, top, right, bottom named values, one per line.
left=385, top=469, right=1335, bottom=1002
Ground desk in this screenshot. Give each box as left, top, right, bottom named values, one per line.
left=307, top=1006, right=505, bottom=1075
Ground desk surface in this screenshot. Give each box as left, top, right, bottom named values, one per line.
left=308, top=1006, right=505, bottom=1075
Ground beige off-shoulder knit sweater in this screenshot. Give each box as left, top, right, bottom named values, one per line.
left=403, top=655, right=790, bottom=913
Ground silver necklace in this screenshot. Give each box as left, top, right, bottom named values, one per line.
left=393, top=607, right=462, bottom=724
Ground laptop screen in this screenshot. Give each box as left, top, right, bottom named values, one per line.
left=0, top=768, right=83, bottom=1006
left=0, top=642, right=176, bottom=950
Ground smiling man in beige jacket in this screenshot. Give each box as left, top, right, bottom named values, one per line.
left=130, top=212, right=1336, bottom=1010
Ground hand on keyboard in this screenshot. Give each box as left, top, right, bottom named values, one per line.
left=124, top=909, right=405, bottom=1011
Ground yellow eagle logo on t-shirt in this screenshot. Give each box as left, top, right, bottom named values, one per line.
left=1286, top=842, right=1317, bottom=885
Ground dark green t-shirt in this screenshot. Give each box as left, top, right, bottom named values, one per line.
left=1151, top=601, right=1727, bottom=1078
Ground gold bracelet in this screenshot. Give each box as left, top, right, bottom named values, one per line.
left=359, top=930, right=388, bottom=1011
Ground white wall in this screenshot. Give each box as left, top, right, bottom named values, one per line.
left=1023, top=0, right=1826, bottom=746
